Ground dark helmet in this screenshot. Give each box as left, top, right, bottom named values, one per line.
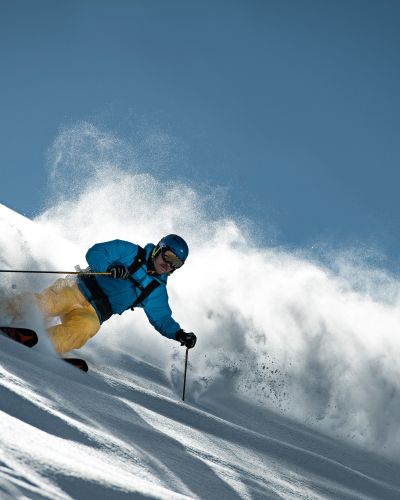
left=158, top=234, right=189, bottom=262
left=152, top=234, right=189, bottom=268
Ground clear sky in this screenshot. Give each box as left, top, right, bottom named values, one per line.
left=1, top=1, right=400, bottom=267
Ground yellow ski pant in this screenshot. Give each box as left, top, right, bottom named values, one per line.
left=36, top=278, right=101, bottom=354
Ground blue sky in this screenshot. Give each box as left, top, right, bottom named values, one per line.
left=1, top=1, right=400, bottom=266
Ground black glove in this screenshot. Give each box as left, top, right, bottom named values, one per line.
left=175, top=330, right=197, bottom=349
left=107, top=264, right=130, bottom=279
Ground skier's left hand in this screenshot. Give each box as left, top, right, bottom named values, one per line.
left=175, top=330, right=197, bottom=349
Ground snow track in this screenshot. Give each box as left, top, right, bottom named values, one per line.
left=0, top=335, right=399, bottom=499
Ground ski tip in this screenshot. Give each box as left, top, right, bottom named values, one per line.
left=0, top=326, right=38, bottom=347
left=62, top=357, right=89, bottom=372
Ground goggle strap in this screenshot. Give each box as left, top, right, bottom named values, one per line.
left=151, top=245, right=161, bottom=260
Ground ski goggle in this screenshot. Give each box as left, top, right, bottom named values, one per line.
left=162, top=248, right=184, bottom=269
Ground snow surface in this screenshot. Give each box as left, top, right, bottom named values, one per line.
left=1, top=332, right=400, bottom=500
left=1, top=129, right=400, bottom=499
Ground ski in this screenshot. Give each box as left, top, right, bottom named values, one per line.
left=63, top=358, right=89, bottom=372
left=0, top=326, right=38, bottom=347
left=0, top=326, right=88, bottom=372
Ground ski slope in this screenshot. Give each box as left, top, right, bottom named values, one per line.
left=1, top=331, right=400, bottom=499
left=1, top=199, right=400, bottom=499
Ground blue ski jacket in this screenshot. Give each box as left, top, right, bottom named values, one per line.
left=77, top=239, right=182, bottom=340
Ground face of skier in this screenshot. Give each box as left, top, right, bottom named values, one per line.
left=153, top=252, right=174, bottom=275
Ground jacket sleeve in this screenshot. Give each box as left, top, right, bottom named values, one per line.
left=142, top=286, right=181, bottom=340
left=85, top=240, right=138, bottom=272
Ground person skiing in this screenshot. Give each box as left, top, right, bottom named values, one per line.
left=35, top=234, right=197, bottom=354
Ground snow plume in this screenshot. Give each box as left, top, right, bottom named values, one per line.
left=16, top=122, right=400, bottom=462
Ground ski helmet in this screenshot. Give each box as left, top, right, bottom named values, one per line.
left=154, top=234, right=189, bottom=266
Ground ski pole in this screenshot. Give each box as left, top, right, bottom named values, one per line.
left=0, top=270, right=112, bottom=275
left=182, top=347, right=189, bottom=401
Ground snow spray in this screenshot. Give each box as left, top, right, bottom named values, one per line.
left=5, top=122, right=399, bottom=462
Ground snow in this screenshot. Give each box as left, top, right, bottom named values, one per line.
left=1, top=334, right=399, bottom=500
left=1, top=179, right=400, bottom=498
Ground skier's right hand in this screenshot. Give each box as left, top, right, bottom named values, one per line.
left=107, top=264, right=130, bottom=279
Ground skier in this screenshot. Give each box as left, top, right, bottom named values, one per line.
left=35, top=234, right=197, bottom=354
